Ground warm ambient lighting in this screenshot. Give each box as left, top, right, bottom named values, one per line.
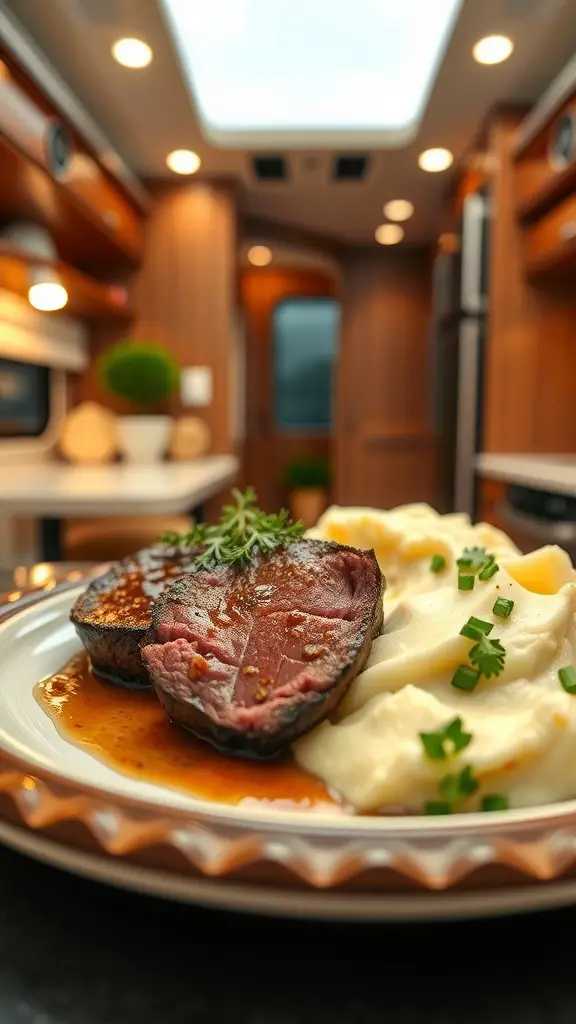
left=472, top=35, right=514, bottom=65
left=28, top=282, right=69, bottom=312
left=166, top=149, right=201, bottom=174
left=375, top=224, right=404, bottom=246
left=418, top=147, right=453, bottom=172
left=247, top=245, right=272, bottom=267
left=383, top=199, right=414, bottom=222
left=111, top=38, right=153, bottom=68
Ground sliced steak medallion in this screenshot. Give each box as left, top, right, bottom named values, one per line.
left=71, top=546, right=194, bottom=688
left=141, top=540, right=384, bottom=757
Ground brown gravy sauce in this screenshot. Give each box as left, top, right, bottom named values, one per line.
left=89, top=561, right=187, bottom=628
left=34, top=653, right=341, bottom=812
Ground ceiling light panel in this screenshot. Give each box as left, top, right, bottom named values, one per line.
left=160, top=0, right=463, bottom=145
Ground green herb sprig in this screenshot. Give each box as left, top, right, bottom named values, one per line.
left=420, top=717, right=472, bottom=761
left=469, top=633, right=506, bottom=679
left=161, top=487, right=304, bottom=569
left=451, top=616, right=507, bottom=692
left=457, top=545, right=499, bottom=583
left=457, top=546, right=495, bottom=573
left=420, top=717, right=509, bottom=815
left=425, top=765, right=479, bottom=815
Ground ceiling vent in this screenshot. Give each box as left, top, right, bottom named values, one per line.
left=252, top=155, right=288, bottom=181
left=333, top=155, right=369, bottom=181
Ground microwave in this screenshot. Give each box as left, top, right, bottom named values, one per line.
left=0, top=357, right=50, bottom=437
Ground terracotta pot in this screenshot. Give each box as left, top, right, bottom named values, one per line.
left=289, top=487, right=328, bottom=529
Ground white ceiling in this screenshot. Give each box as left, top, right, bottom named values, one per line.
left=3, top=0, right=576, bottom=244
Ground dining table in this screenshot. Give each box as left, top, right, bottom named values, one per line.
left=0, top=455, right=239, bottom=562
left=0, top=564, right=574, bottom=1022
left=0, top=840, right=574, bottom=1024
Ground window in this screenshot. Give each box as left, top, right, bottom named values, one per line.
left=0, top=358, right=50, bottom=437
left=160, top=0, right=462, bottom=144
left=273, top=298, right=340, bottom=433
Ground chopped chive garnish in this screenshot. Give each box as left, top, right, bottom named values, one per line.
left=425, top=801, right=452, bottom=816
left=460, top=623, right=481, bottom=640
left=459, top=765, right=480, bottom=797
left=558, top=666, right=576, bottom=694
left=451, top=664, right=481, bottom=692
left=430, top=553, right=447, bottom=573
left=469, top=633, right=506, bottom=678
left=493, top=597, right=514, bottom=618
left=468, top=616, right=494, bottom=634
left=444, top=717, right=472, bottom=754
left=482, top=794, right=509, bottom=812
left=460, top=616, right=494, bottom=640
left=440, top=765, right=479, bottom=804
left=420, top=717, right=472, bottom=761
left=458, top=574, right=475, bottom=591
left=479, top=561, right=499, bottom=581
left=420, top=732, right=447, bottom=760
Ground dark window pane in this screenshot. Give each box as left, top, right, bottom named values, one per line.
left=0, top=358, right=50, bottom=437
left=273, top=298, right=340, bottom=432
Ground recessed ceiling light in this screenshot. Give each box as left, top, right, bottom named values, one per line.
left=166, top=149, right=201, bottom=174
left=111, top=38, right=153, bottom=69
left=375, top=224, right=404, bottom=246
left=28, top=282, right=68, bottom=312
left=247, top=245, right=272, bottom=267
left=383, top=199, right=414, bottom=222
left=418, top=147, right=453, bottom=172
left=472, top=35, right=513, bottom=65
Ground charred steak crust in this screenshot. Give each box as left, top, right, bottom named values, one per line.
left=70, top=546, right=194, bottom=688
left=141, top=540, right=384, bottom=757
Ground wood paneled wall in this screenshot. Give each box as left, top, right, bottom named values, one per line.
left=335, top=247, right=436, bottom=508
left=484, top=116, right=576, bottom=454
left=78, top=182, right=237, bottom=454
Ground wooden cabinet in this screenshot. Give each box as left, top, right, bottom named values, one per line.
left=515, top=76, right=576, bottom=279
left=63, top=153, right=143, bottom=256
left=0, top=57, right=144, bottom=271
left=524, top=192, right=576, bottom=277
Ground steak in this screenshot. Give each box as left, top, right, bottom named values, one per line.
left=141, top=540, right=384, bottom=757
left=71, top=546, right=194, bottom=688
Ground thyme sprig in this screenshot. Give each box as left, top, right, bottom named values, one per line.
left=161, top=487, right=304, bottom=569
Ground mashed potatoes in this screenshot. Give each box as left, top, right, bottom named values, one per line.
left=296, top=504, right=576, bottom=814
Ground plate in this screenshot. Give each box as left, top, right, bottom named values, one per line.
left=2, top=583, right=576, bottom=920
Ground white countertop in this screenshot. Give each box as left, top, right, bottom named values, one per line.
left=0, top=455, right=239, bottom=517
left=475, top=453, right=576, bottom=496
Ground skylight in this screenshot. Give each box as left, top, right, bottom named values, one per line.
left=160, top=0, right=462, bottom=145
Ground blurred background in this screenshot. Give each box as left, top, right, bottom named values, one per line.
left=0, top=0, right=576, bottom=576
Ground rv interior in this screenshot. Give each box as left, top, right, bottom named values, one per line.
left=4, top=0, right=576, bottom=965
left=0, top=0, right=575, bottom=575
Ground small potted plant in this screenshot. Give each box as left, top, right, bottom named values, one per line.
left=98, top=340, right=180, bottom=463
left=284, top=456, right=330, bottom=528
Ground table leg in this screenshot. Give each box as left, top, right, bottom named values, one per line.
left=39, top=518, right=62, bottom=562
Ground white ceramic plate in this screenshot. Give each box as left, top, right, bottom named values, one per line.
left=2, top=584, right=576, bottom=920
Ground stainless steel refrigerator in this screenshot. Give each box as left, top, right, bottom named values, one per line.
left=430, top=189, right=491, bottom=517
